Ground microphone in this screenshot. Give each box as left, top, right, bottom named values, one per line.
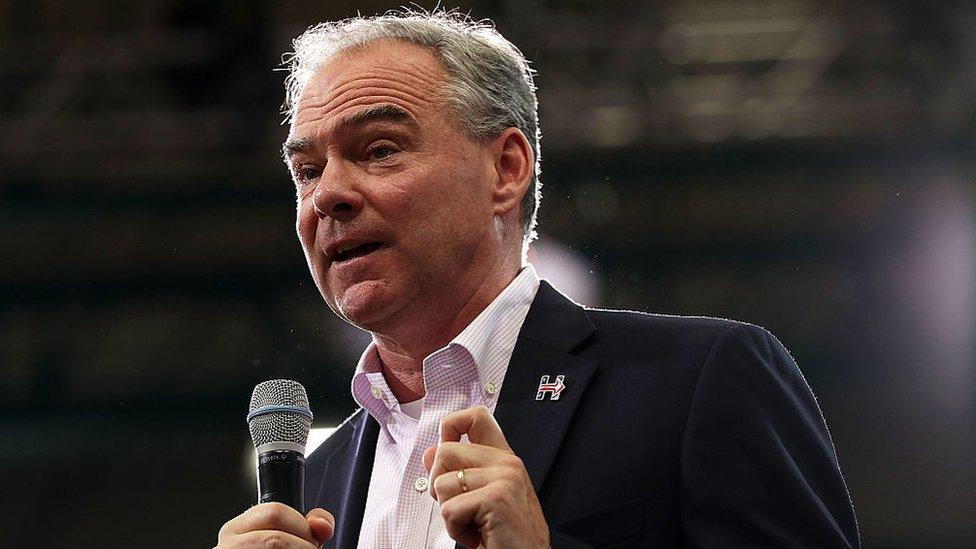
left=247, top=379, right=313, bottom=512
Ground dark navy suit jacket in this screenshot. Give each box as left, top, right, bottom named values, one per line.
left=305, top=282, right=859, bottom=548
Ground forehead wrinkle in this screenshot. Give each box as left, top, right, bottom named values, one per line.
left=294, top=73, right=448, bottom=136
left=295, top=91, right=430, bottom=132
left=329, top=39, right=448, bottom=86
left=316, top=72, right=444, bottom=112
left=292, top=52, right=453, bottom=144
left=356, top=64, right=445, bottom=91
left=336, top=104, right=413, bottom=128
left=299, top=57, right=447, bottom=112
left=322, top=71, right=441, bottom=96
left=331, top=87, right=431, bottom=116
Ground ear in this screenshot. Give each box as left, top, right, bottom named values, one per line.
left=488, top=127, right=533, bottom=218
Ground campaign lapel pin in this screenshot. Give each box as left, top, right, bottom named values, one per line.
left=535, top=374, right=566, bottom=401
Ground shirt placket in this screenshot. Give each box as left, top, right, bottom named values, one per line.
left=393, top=413, right=441, bottom=547
left=393, top=346, right=479, bottom=547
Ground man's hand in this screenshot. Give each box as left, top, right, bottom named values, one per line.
left=215, top=502, right=335, bottom=548
left=423, top=405, right=549, bottom=549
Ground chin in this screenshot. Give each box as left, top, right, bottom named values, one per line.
left=329, top=279, right=406, bottom=331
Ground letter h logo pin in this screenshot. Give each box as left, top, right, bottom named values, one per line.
left=536, top=374, right=566, bottom=401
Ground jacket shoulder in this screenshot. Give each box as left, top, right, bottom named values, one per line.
left=584, top=306, right=756, bottom=331
left=581, top=306, right=771, bottom=356
left=305, top=407, right=366, bottom=470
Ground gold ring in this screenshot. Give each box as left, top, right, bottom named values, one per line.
left=457, top=469, right=469, bottom=493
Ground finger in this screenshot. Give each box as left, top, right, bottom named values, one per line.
left=229, top=529, right=321, bottom=549
left=433, top=441, right=505, bottom=470
left=423, top=445, right=437, bottom=472
left=218, top=502, right=317, bottom=544
left=431, top=466, right=497, bottom=503
left=440, top=405, right=511, bottom=450
left=305, top=508, right=335, bottom=543
left=439, top=488, right=491, bottom=548
left=428, top=442, right=511, bottom=497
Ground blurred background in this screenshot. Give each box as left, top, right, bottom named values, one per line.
left=1, top=0, right=973, bottom=547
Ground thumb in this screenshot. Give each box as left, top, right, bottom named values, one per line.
left=440, top=405, right=511, bottom=450
left=306, top=508, right=335, bottom=545
left=423, top=445, right=437, bottom=472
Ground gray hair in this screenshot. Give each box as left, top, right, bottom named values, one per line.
left=283, top=9, right=541, bottom=244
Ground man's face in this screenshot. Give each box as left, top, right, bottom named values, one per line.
left=286, top=40, right=499, bottom=332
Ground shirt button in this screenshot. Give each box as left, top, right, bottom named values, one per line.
left=370, top=386, right=383, bottom=399
left=484, top=381, right=497, bottom=395
left=414, top=476, right=429, bottom=492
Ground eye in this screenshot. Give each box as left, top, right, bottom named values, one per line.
left=295, top=165, right=321, bottom=184
left=366, top=142, right=398, bottom=161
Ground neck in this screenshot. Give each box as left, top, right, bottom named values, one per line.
left=372, top=249, right=523, bottom=403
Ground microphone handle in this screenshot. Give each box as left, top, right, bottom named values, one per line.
left=257, top=449, right=306, bottom=512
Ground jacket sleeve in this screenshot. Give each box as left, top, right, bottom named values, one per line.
left=680, top=324, right=860, bottom=548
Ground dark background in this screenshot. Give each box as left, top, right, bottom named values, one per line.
left=1, top=1, right=974, bottom=547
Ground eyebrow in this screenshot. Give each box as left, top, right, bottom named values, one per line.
left=281, top=137, right=312, bottom=159
left=281, top=104, right=415, bottom=160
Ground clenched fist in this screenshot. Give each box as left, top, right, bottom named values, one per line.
left=215, top=502, right=334, bottom=548
left=424, top=405, right=549, bottom=549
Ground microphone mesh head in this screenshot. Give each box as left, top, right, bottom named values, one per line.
left=247, top=379, right=312, bottom=449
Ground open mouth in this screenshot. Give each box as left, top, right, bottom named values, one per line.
left=333, top=242, right=383, bottom=262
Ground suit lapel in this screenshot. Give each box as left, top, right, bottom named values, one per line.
left=494, top=281, right=598, bottom=493
left=316, top=409, right=379, bottom=549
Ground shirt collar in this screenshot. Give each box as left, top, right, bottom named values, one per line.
left=350, top=265, right=540, bottom=422
left=444, top=264, right=539, bottom=391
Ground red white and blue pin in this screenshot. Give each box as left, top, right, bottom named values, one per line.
left=536, top=374, right=566, bottom=401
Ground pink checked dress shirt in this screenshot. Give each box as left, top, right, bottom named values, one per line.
left=350, top=265, right=540, bottom=548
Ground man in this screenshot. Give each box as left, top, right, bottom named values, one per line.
left=217, top=10, right=859, bottom=549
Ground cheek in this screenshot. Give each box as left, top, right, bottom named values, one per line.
left=439, top=171, right=494, bottom=233
left=370, top=171, right=440, bottom=239
left=296, top=201, right=325, bottom=276
left=409, top=163, right=488, bottom=220
left=295, top=200, right=315, bottom=243
left=380, top=182, right=414, bottom=224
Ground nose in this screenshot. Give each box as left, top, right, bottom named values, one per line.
left=312, top=164, right=365, bottom=222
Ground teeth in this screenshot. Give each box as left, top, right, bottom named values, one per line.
left=335, top=243, right=357, bottom=257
